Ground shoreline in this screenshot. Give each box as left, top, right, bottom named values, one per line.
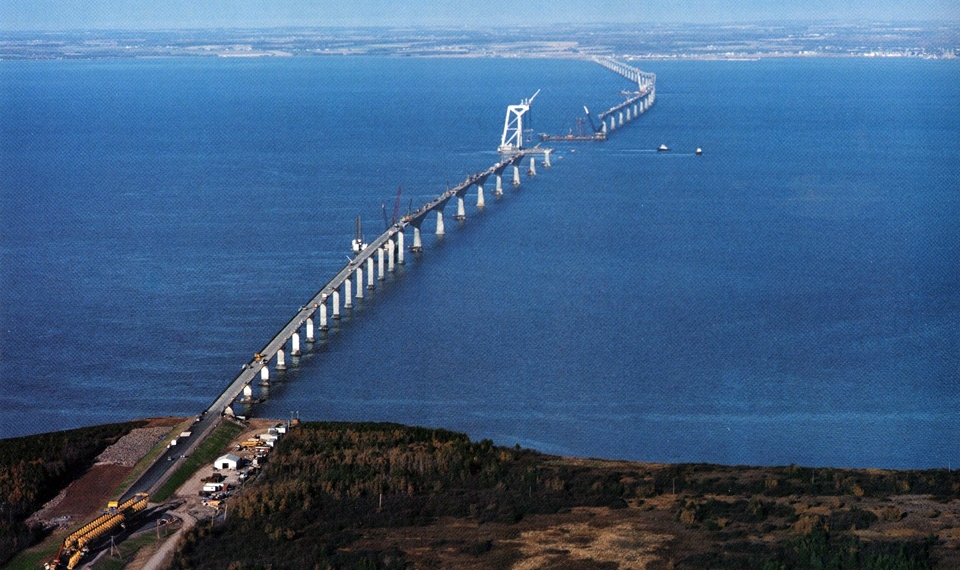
left=2, top=22, right=957, bottom=60
left=5, top=415, right=957, bottom=474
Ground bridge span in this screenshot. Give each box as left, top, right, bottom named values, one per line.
left=540, top=57, right=656, bottom=143
left=206, top=148, right=550, bottom=422
left=116, top=148, right=549, bottom=500
left=592, top=57, right=657, bottom=135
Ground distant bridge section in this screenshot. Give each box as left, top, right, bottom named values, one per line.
left=593, top=57, right=656, bottom=93
left=592, top=57, right=657, bottom=134
left=540, top=57, right=657, bottom=143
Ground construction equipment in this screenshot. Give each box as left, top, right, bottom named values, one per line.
left=391, top=186, right=402, bottom=226
left=498, top=89, right=540, bottom=153
left=351, top=216, right=366, bottom=254
left=47, top=493, right=149, bottom=569
left=381, top=186, right=404, bottom=230
left=583, top=106, right=602, bottom=133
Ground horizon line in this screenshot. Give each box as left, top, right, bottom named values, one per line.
left=4, top=19, right=960, bottom=34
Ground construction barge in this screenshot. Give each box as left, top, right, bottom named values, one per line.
left=540, top=131, right=607, bottom=142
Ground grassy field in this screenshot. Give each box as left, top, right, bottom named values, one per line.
left=88, top=528, right=176, bottom=570
left=2, top=529, right=68, bottom=570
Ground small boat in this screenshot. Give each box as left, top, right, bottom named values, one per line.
left=695, top=147, right=703, bottom=155
left=657, top=144, right=669, bottom=152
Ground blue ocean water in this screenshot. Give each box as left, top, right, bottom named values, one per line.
left=1, top=57, right=957, bottom=469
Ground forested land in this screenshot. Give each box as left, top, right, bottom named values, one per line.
left=171, top=422, right=956, bottom=570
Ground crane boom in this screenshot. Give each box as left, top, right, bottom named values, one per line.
left=391, top=186, right=402, bottom=225
left=583, top=106, right=601, bottom=133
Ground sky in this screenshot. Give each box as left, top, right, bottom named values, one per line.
left=1, top=0, right=957, bottom=31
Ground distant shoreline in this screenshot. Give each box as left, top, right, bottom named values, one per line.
left=2, top=22, right=957, bottom=60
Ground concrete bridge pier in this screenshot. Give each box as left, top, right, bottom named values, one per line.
left=344, top=263, right=363, bottom=299
left=306, top=317, right=315, bottom=342
left=476, top=183, right=485, bottom=208
left=332, top=290, right=341, bottom=320
left=455, top=195, right=466, bottom=221
left=528, top=156, right=536, bottom=176
left=244, top=384, right=254, bottom=399
left=275, top=348, right=286, bottom=371
left=344, top=278, right=353, bottom=309
left=319, top=302, right=328, bottom=331
left=495, top=174, right=503, bottom=196
left=512, top=165, right=521, bottom=186
left=633, top=103, right=638, bottom=116
left=619, top=111, right=624, bottom=126
left=397, top=231, right=405, bottom=264
left=609, top=117, right=616, bottom=131
left=260, top=364, right=269, bottom=383
left=378, top=246, right=386, bottom=281
left=367, top=257, right=375, bottom=289
left=291, top=331, right=301, bottom=356
left=544, top=150, right=552, bottom=168
left=411, top=224, right=423, bottom=252
left=436, top=209, right=445, bottom=235
left=387, top=239, right=395, bottom=272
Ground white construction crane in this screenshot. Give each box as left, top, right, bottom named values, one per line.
left=498, top=89, right=540, bottom=154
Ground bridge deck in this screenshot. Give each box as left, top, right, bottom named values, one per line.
left=206, top=150, right=534, bottom=417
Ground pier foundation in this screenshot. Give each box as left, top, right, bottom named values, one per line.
left=412, top=225, right=423, bottom=252
left=378, top=247, right=386, bottom=280
left=291, top=332, right=301, bottom=356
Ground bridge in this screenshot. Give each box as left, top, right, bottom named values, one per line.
left=540, top=57, right=656, bottom=142
left=591, top=57, right=657, bottom=135
left=207, top=148, right=549, bottom=422
left=117, top=63, right=648, bottom=502
left=122, top=146, right=550, bottom=501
